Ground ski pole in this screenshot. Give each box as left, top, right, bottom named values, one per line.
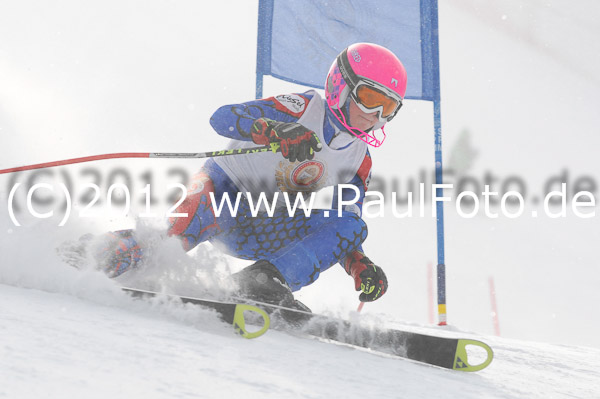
left=0, top=144, right=280, bottom=175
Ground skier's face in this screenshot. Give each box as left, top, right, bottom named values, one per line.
left=348, top=98, right=379, bottom=131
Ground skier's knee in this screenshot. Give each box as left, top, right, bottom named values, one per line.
left=167, top=170, right=218, bottom=251
left=355, top=216, right=368, bottom=242
left=344, top=213, right=368, bottom=247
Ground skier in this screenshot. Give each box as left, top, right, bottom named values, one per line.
left=98, top=43, right=407, bottom=311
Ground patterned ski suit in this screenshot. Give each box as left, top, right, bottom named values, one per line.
left=167, top=91, right=373, bottom=291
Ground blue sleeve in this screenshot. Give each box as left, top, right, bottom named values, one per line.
left=209, top=92, right=314, bottom=141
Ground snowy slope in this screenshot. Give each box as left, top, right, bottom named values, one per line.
left=1, top=3, right=600, bottom=396
left=2, top=0, right=599, bottom=348
left=1, top=281, right=599, bottom=399
left=1, top=222, right=597, bottom=398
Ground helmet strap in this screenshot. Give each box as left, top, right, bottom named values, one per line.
left=326, top=97, right=385, bottom=147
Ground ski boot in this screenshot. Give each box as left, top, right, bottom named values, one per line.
left=56, top=230, right=142, bottom=277
left=230, top=260, right=312, bottom=325
left=56, top=233, right=95, bottom=269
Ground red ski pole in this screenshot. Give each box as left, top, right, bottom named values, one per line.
left=0, top=144, right=279, bottom=175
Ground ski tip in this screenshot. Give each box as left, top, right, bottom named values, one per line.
left=452, top=339, right=494, bottom=372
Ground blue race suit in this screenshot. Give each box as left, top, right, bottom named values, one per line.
left=112, top=92, right=373, bottom=291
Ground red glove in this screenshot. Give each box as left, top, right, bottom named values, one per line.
left=251, top=117, right=322, bottom=162
left=344, top=250, right=388, bottom=302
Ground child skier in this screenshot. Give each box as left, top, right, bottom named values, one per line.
left=100, top=43, right=407, bottom=310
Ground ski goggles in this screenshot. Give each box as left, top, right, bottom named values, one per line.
left=351, top=81, right=403, bottom=122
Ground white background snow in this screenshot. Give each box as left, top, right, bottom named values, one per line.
left=1, top=0, right=599, bottom=398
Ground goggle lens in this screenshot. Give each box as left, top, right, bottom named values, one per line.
left=355, top=85, right=401, bottom=118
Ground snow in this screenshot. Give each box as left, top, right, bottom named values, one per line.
left=1, top=281, right=599, bottom=399
left=1, top=222, right=598, bottom=398
left=1, top=0, right=600, bottom=397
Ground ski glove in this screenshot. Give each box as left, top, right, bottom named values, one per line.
left=251, top=117, right=322, bottom=162
left=94, top=230, right=142, bottom=278
left=344, top=250, right=388, bottom=302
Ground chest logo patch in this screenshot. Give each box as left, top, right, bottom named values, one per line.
left=292, top=161, right=325, bottom=186
left=276, top=160, right=327, bottom=193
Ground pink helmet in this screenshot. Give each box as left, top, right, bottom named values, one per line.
left=325, top=43, right=407, bottom=147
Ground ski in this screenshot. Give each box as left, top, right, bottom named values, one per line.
left=304, top=320, right=494, bottom=372
left=231, top=296, right=494, bottom=372
left=121, top=287, right=270, bottom=339
left=122, top=287, right=493, bottom=371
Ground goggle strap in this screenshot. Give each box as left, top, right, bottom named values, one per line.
left=337, top=49, right=360, bottom=88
